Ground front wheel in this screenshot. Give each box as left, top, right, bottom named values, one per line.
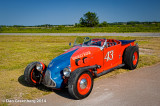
left=68, top=69, right=93, bottom=99
left=24, top=62, right=46, bottom=86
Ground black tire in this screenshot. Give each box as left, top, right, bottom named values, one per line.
left=123, top=46, right=139, bottom=70
left=68, top=69, right=93, bottom=100
left=24, top=62, right=42, bottom=86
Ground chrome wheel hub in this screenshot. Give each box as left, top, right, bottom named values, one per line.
left=80, top=78, right=87, bottom=89
left=133, top=55, right=135, bottom=60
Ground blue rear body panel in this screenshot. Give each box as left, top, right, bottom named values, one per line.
left=119, top=40, right=135, bottom=45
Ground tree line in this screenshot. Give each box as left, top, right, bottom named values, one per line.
left=75, top=11, right=160, bottom=27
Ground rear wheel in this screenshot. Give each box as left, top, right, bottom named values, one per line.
left=123, top=46, right=139, bottom=70
left=24, top=62, right=45, bottom=86
left=68, top=69, right=93, bottom=99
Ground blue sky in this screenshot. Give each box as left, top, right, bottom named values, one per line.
left=0, top=0, right=160, bottom=26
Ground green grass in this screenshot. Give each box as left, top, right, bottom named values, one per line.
left=0, top=24, right=160, bottom=33
left=0, top=36, right=160, bottom=105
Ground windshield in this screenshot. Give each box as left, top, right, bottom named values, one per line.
left=73, top=37, right=84, bottom=46
left=74, top=37, right=105, bottom=47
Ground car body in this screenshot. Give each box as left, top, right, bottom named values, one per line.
left=24, top=37, right=139, bottom=99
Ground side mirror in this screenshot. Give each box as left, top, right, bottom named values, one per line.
left=69, top=42, right=71, bottom=46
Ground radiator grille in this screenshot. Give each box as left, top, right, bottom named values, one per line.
left=42, top=70, right=56, bottom=88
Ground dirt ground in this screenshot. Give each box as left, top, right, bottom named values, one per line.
left=18, top=63, right=160, bottom=106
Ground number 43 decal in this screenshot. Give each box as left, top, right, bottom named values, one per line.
left=104, top=50, right=114, bottom=61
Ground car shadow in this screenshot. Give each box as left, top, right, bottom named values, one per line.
left=18, top=75, right=34, bottom=87
left=18, top=75, right=73, bottom=99
left=52, top=88, right=73, bottom=100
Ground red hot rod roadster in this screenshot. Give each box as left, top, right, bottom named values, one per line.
left=24, top=37, right=139, bottom=99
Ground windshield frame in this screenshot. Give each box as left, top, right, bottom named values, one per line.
left=73, top=37, right=107, bottom=50
left=82, top=39, right=107, bottom=50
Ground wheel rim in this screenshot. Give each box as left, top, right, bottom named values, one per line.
left=31, top=68, right=40, bottom=84
left=80, top=78, right=87, bottom=89
left=133, top=51, right=138, bottom=65
left=77, top=73, right=92, bottom=95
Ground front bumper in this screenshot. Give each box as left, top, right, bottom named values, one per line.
left=42, top=70, right=56, bottom=88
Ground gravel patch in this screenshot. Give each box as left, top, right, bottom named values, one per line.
left=139, top=48, right=154, bottom=55
left=0, top=33, right=160, bottom=37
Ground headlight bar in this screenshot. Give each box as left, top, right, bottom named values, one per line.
left=36, top=62, right=43, bottom=72
left=63, top=67, right=71, bottom=77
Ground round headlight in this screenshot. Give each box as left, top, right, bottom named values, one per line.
left=63, top=67, right=71, bottom=77
left=36, top=62, right=43, bottom=72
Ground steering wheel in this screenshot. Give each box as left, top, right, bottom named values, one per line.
left=90, top=40, right=101, bottom=46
